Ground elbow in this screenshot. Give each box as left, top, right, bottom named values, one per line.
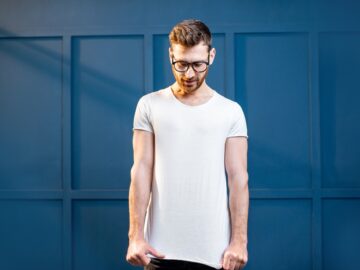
left=130, top=165, right=136, bottom=182
left=130, top=162, right=153, bottom=183
left=228, top=171, right=249, bottom=189
left=131, top=160, right=151, bottom=172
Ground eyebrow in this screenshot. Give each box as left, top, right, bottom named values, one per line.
left=173, top=59, right=208, bottom=63
left=171, top=55, right=209, bottom=63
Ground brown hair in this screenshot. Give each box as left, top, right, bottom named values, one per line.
left=169, top=19, right=212, bottom=50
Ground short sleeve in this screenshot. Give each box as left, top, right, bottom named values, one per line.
left=227, top=103, right=248, bottom=138
left=133, top=95, right=154, bottom=133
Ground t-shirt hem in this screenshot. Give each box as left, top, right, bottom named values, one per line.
left=133, top=127, right=154, bottom=133
left=226, top=134, right=249, bottom=138
left=148, top=254, right=222, bottom=269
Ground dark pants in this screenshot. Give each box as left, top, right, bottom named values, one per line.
left=144, top=258, right=223, bottom=270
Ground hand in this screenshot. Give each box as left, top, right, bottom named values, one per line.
left=126, top=238, right=165, bottom=266
left=221, top=242, right=248, bottom=270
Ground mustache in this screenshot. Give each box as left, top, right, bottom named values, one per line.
left=182, top=79, right=197, bottom=82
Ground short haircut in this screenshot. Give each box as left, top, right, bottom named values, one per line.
left=169, top=19, right=212, bottom=51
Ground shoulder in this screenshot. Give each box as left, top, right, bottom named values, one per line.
left=214, top=91, right=243, bottom=113
left=138, top=88, right=169, bottom=104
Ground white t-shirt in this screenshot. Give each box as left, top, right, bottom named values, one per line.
left=132, top=87, right=248, bottom=269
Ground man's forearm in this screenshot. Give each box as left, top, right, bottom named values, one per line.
left=228, top=172, right=249, bottom=245
left=128, top=164, right=152, bottom=241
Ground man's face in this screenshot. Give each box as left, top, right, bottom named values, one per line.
left=169, top=42, right=215, bottom=94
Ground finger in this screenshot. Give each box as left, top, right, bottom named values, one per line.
left=130, top=254, right=140, bottom=266
left=147, top=246, right=165, bottom=258
left=144, top=256, right=151, bottom=266
left=129, top=258, right=140, bottom=266
left=126, top=257, right=136, bottom=266
left=222, top=255, right=230, bottom=270
left=138, top=253, right=151, bottom=266
left=145, top=258, right=152, bottom=266
left=127, top=253, right=141, bottom=266
left=238, top=257, right=247, bottom=269
left=228, top=259, right=236, bottom=270
left=234, top=262, right=241, bottom=270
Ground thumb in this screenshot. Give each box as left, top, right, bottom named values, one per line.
left=147, top=245, right=165, bottom=258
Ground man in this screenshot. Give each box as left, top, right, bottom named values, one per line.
left=126, top=19, right=249, bottom=270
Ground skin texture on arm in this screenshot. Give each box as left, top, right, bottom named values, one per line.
left=222, top=136, right=249, bottom=270
left=126, top=129, right=165, bottom=266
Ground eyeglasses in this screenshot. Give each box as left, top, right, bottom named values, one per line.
left=171, top=54, right=210, bottom=73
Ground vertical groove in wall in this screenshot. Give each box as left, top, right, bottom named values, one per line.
left=309, top=30, right=322, bottom=270
left=144, top=33, right=153, bottom=93
left=225, top=32, right=235, bottom=100
left=62, top=35, right=72, bottom=270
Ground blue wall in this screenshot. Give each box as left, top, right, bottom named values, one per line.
left=0, top=1, right=359, bottom=270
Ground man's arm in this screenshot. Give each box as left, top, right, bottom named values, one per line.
left=222, top=136, right=249, bottom=270
left=126, top=129, right=165, bottom=266
left=128, top=129, right=154, bottom=240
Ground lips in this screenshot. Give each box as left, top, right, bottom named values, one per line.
left=183, top=80, right=196, bottom=85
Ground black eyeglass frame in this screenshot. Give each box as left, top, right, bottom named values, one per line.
left=171, top=53, right=210, bottom=73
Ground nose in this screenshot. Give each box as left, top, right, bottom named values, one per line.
left=184, top=65, right=195, bottom=78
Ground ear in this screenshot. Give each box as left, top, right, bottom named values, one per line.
left=209, top=47, right=216, bottom=65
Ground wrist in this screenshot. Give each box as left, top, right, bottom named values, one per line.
left=128, top=231, right=145, bottom=242
left=230, top=238, right=248, bottom=246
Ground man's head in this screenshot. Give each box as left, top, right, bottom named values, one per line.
left=168, top=19, right=216, bottom=94
left=169, top=19, right=212, bottom=51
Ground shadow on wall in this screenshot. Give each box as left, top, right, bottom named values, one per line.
left=0, top=27, right=141, bottom=113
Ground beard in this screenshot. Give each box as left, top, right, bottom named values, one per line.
left=173, top=68, right=209, bottom=94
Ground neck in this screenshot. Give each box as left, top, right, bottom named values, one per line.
left=171, top=81, right=212, bottom=98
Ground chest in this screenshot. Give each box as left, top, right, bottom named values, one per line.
left=151, top=104, right=231, bottom=140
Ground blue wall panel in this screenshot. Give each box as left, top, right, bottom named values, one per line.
left=0, top=200, right=62, bottom=270
left=71, top=36, right=144, bottom=190
left=235, top=33, right=311, bottom=189
left=319, top=32, right=360, bottom=188
left=0, top=0, right=317, bottom=31
left=248, top=199, right=312, bottom=270
left=322, top=199, right=360, bottom=270
left=0, top=38, right=62, bottom=189
left=72, top=200, right=129, bottom=270
left=153, top=34, right=172, bottom=90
